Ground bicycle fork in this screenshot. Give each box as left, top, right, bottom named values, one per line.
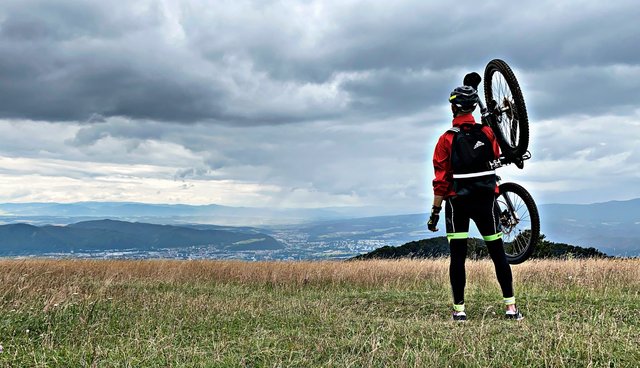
left=497, top=177, right=520, bottom=229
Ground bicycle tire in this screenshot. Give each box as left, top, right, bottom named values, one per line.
left=495, top=182, right=540, bottom=264
left=484, top=59, right=530, bottom=158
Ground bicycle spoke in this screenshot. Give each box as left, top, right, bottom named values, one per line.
left=515, top=236, right=527, bottom=253
left=513, top=196, right=524, bottom=212
left=491, top=71, right=520, bottom=149
left=498, top=187, right=536, bottom=258
left=510, top=239, right=520, bottom=255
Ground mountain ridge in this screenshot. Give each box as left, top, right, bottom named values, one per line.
left=0, top=219, right=283, bottom=256
left=0, top=201, right=403, bottom=226
left=0, top=198, right=639, bottom=257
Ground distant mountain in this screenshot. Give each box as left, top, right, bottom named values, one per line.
left=298, top=213, right=429, bottom=243
left=0, top=219, right=283, bottom=256
left=1, top=198, right=639, bottom=257
left=539, top=198, right=640, bottom=256
left=278, top=198, right=640, bottom=257
left=0, top=202, right=402, bottom=226
left=352, top=235, right=610, bottom=260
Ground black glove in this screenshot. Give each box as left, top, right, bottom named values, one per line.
left=427, top=205, right=441, bottom=232
left=463, top=72, right=482, bottom=90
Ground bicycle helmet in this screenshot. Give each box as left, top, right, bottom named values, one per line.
left=449, top=86, right=478, bottom=113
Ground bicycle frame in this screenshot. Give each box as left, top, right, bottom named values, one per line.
left=488, top=151, right=531, bottom=171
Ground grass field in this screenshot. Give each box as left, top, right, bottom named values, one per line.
left=1, top=258, right=638, bottom=367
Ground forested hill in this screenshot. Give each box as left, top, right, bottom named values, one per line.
left=352, top=235, right=610, bottom=260
left=0, top=219, right=283, bottom=256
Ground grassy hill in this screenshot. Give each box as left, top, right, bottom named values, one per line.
left=352, top=235, right=610, bottom=260
left=0, top=259, right=638, bottom=367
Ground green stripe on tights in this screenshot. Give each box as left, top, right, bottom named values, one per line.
left=447, top=232, right=469, bottom=242
left=482, top=232, right=503, bottom=242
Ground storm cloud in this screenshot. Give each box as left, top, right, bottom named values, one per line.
left=0, top=0, right=639, bottom=210
left=2, top=0, right=639, bottom=124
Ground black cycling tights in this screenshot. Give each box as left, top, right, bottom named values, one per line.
left=449, top=238, right=513, bottom=305
left=445, top=194, right=514, bottom=305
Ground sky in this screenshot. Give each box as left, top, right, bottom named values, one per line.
left=0, top=0, right=639, bottom=214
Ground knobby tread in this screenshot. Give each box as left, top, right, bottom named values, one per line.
left=484, top=59, right=530, bottom=157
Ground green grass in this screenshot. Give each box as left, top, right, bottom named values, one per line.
left=0, top=259, right=638, bottom=367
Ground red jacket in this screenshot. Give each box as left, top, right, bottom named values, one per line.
left=432, top=113, right=500, bottom=198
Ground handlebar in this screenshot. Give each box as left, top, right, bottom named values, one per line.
left=488, top=151, right=531, bottom=170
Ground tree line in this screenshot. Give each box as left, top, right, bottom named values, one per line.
left=351, top=234, right=609, bottom=260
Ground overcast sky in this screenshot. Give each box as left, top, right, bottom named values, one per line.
left=0, top=0, right=639, bottom=213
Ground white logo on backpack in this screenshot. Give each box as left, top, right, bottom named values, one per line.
left=473, top=141, right=485, bottom=149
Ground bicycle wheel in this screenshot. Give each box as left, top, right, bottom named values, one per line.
left=495, top=182, right=540, bottom=264
left=484, top=59, right=529, bottom=158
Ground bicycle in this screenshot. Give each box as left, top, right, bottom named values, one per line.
left=468, top=59, right=540, bottom=264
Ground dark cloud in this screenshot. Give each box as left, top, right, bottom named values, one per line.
left=0, top=33, right=227, bottom=122
left=340, top=69, right=454, bottom=116
left=1, top=1, right=639, bottom=125
left=0, top=0, right=158, bottom=41
left=525, top=65, right=640, bottom=119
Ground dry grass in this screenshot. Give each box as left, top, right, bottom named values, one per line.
left=0, top=258, right=638, bottom=367
left=2, top=257, right=638, bottom=290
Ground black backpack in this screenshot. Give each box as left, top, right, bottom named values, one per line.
left=448, top=124, right=497, bottom=196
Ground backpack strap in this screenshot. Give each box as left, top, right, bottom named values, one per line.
left=447, top=127, right=460, bottom=134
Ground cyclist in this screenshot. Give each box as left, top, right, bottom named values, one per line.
left=428, top=78, right=523, bottom=321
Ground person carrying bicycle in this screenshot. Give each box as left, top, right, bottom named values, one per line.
left=428, top=74, right=523, bottom=321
